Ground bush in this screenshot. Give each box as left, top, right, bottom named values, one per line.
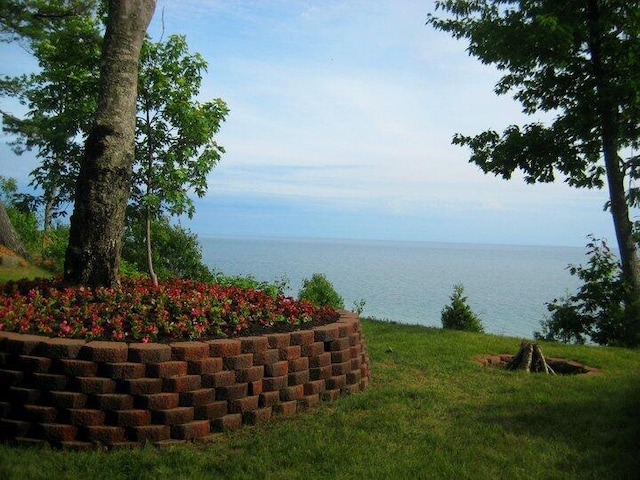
left=536, top=236, right=639, bottom=347
left=40, top=224, right=69, bottom=273
left=1, top=176, right=41, bottom=255
left=122, top=215, right=215, bottom=283
left=441, top=284, right=484, bottom=333
left=6, top=206, right=40, bottom=253
left=213, top=273, right=290, bottom=299
left=298, top=273, right=345, bottom=309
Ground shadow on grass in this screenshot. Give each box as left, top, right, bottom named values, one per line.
left=466, top=377, right=640, bottom=478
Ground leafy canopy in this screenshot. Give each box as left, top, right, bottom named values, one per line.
left=427, top=1, right=640, bottom=193
left=428, top=0, right=640, bottom=322
left=2, top=3, right=101, bottom=226
left=134, top=34, right=229, bottom=221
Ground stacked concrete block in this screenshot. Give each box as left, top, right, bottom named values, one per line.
left=0, top=311, right=370, bottom=448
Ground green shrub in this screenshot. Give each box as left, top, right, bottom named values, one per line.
left=122, top=215, right=215, bottom=283
left=536, top=236, right=639, bottom=347
left=441, top=284, right=484, bottom=333
left=298, top=273, right=345, bottom=309
left=6, top=207, right=40, bottom=253
left=40, top=224, right=69, bottom=273
left=213, top=273, right=290, bottom=298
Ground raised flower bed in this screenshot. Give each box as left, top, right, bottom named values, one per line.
left=0, top=279, right=370, bottom=448
left=0, top=278, right=339, bottom=342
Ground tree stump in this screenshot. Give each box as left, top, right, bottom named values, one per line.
left=507, top=342, right=556, bottom=374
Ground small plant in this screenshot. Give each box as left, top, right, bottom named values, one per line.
left=352, top=298, right=367, bottom=316
left=441, top=284, right=484, bottom=333
left=298, top=273, right=345, bottom=309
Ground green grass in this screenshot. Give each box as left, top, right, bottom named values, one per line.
left=1, top=318, right=639, bottom=479
left=0, top=264, right=52, bottom=283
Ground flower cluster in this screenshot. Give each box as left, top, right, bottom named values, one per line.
left=0, top=277, right=339, bottom=343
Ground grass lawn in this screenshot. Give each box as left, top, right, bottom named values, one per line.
left=0, top=246, right=52, bottom=283
left=1, top=318, right=638, bottom=479
left=0, top=264, right=51, bottom=283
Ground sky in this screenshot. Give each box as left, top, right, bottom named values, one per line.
left=0, top=0, right=625, bottom=247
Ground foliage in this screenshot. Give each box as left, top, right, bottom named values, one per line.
left=39, top=223, right=68, bottom=272
left=0, top=277, right=339, bottom=342
left=352, top=298, right=367, bottom=315
left=134, top=34, right=228, bottom=283
left=0, top=0, right=98, bottom=44
left=427, top=1, right=640, bottom=306
left=427, top=0, right=640, bottom=190
left=1, top=8, right=227, bottom=288
left=1, top=1, right=101, bottom=229
left=213, top=272, right=290, bottom=299
left=441, top=283, right=484, bottom=333
left=134, top=34, right=228, bottom=221
left=537, top=236, right=639, bottom=347
left=0, top=175, right=40, bottom=253
left=4, top=202, right=39, bottom=253
left=298, top=273, right=345, bottom=309
left=122, top=214, right=215, bottom=283
left=1, top=176, right=70, bottom=272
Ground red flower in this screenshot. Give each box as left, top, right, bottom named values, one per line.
left=0, top=277, right=338, bottom=342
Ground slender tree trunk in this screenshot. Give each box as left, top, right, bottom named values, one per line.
left=587, top=0, right=640, bottom=306
left=63, top=0, right=156, bottom=287
left=41, top=190, right=55, bottom=254
left=42, top=195, right=55, bottom=235
left=146, top=206, right=158, bottom=286
left=0, top=201, right=31, bottom=260
left=43, top=187, right=56, bottom=233
left=144, top=107, right=158, bottom=286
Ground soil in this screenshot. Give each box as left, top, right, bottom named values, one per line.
left=0, top=245, right=29, bottom=266
left=475, top=353, right=599, bottom=375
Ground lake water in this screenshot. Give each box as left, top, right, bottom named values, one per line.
left=200, top=236, right=587, bottom=339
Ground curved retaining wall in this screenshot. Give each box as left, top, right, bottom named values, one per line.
left=0, top=311, right=370, bottom=448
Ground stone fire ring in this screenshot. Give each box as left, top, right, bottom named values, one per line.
left=0, top=311, right=370, bottom=449
left=475, top=354, right=599, bottom=375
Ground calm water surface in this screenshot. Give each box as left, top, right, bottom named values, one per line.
left=200, top=236, right=586, bottom=338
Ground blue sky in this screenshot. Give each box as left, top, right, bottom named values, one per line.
left=0, top=0, right=622, bottom=247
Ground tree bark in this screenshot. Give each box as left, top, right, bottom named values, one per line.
left=63, top=0, right=156, bottom=287
left=146, top=207, right=158, bottom=287
left=144, top=106, right=158, bottom=287
left=586, top=0, right=640, bottom=307
left=0, top=201, right=31, bottom=260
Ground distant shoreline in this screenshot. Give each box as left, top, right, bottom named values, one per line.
left=195, top=232, right=589, bottom=252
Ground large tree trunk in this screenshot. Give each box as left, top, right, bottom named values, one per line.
left=0, top=201, right=31, bottom=260
left=587, top=0, right=640, bottom=307
left=63, top=0, right=155, bottom=287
